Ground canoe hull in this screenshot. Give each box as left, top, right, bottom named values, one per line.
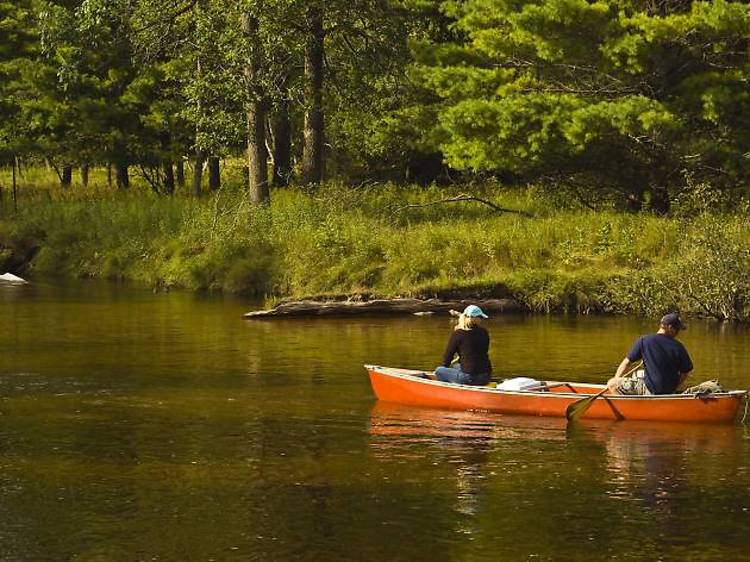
left=366, top=366, right=747, bottom=424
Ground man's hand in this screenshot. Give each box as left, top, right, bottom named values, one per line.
left=677, top=371, right=691, bottom=389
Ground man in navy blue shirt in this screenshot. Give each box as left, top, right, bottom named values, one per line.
left=608, top=313, right=694, bottom=395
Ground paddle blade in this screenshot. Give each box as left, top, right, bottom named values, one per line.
left=565, top=388, right=608, bottom=421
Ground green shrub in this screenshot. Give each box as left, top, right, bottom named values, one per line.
left=662, top=215, right=750, bottom=321
left=3, top=180, right=750, bottom=321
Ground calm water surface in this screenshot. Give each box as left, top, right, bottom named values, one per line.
left=1, top=280, right=749, bottom=561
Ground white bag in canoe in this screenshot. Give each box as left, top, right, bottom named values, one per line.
left=496, top=377, right=541, bottom=391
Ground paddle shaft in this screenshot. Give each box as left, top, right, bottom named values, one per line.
left=565, top=361, right=643, bottom=421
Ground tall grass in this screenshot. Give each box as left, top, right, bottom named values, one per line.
left=2, top=171, right=749, bottom=320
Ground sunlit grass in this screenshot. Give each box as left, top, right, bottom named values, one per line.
left=2, top=165, right=749, bottom=319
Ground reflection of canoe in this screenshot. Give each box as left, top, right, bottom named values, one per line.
left=579, top=419, right=742, bottom=453
left=369, top=401, right=568, bottom=440
left=365, top=365, right=748, bottom=424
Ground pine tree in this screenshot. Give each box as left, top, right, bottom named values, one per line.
left=0, top=0, right=38, bottom=163
left=416, top=0, right=750, bottom=212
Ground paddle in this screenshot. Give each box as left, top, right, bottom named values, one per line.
left=565, top=387, right=608, bottom=421
left=565, top=361, right=643, bottom=422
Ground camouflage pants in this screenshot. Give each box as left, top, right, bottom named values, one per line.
left=612, top=372, right=652, bottom=395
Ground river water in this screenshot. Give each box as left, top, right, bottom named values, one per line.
left=1, top=280, right=749, bottom=561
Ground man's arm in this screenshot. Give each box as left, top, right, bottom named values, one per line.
left=614, top=357, right=632, bottom=378
left=677, top=370, right=692, bottom=389
left=676, top=347, right=693, bottom=390
left=608, top=357, right=632, bottom=393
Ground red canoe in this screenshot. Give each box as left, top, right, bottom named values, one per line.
left=365, top=365, right=748, bottom=424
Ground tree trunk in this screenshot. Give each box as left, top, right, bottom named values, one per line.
left=245, top=96, right=269, bottom=205
left=271, top=87, right=292, bottom=187
left=625, top=190, right=643, bottom=213
left=115, top=161, right=129, bottom=189
left=301, top=5, right=325, bottom=186
left=242, top=11, right=269, bottom=204
left=176, top=159, right=185, bottom=188
left=159, top=132, right=175, bottom=194
left=208, top=157, right=220, bottom=190
left=163, top=162, right=175, bottom=194
left=649, top=187, right=671, bottom=215
left=12, top=156, right=18, bottom=213
left=81, top=165, right=89, bottom=188
left=193, top=15, right=206, bottom=199
left=192, top=149, right=205, bottom=197
left=61, top=166, right=72, bottom=189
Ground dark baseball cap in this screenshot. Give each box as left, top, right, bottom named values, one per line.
left=660, top=312, right=686, bottom=330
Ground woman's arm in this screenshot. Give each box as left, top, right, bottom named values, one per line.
left=442, top=332, right=460, bottom=367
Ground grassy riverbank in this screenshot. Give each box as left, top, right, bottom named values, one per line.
left=2, top=174, right=749, bottom=321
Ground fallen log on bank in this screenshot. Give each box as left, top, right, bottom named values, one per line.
left=243, top=298, right=523, bottom=318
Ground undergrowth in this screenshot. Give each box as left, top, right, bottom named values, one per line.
left=1, top=174, right=749, bottom=320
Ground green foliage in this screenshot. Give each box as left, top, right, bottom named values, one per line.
left=2, top=0, right=176, bottom=178
left=415, top=0, right=750, bottom=211
left=661, top=215, right=750, bottom=322
left=0, top=0, right=38, bottom=161
left=6, top=179, right=750, bottom=320
left=0, top=0, right=750, bottom=223
left=504, top=269, right=611, bottom=314
left=4, top=0, right=750, bottom=200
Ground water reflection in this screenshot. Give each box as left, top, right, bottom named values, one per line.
left=3, top=280, right=750, bottom=561
left=369, top=401, right=579, bottom=442
left=369, top=402, right=750, bottom=559
left=569, top=421, right=740, bottom=495
left=368, top=403, right=573, bottom=537
left=564, top=419, right=749, bottom=558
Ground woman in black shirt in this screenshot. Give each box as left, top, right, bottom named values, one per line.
left=433, top=305, right=492, bottom=386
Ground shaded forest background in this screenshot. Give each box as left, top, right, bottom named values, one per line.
left=2, top=0, right=749, bottom=209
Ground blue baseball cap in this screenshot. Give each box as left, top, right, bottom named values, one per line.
left=660, top=312, right=686, bottom=330
left=463, top=305, right=488, bottom=318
